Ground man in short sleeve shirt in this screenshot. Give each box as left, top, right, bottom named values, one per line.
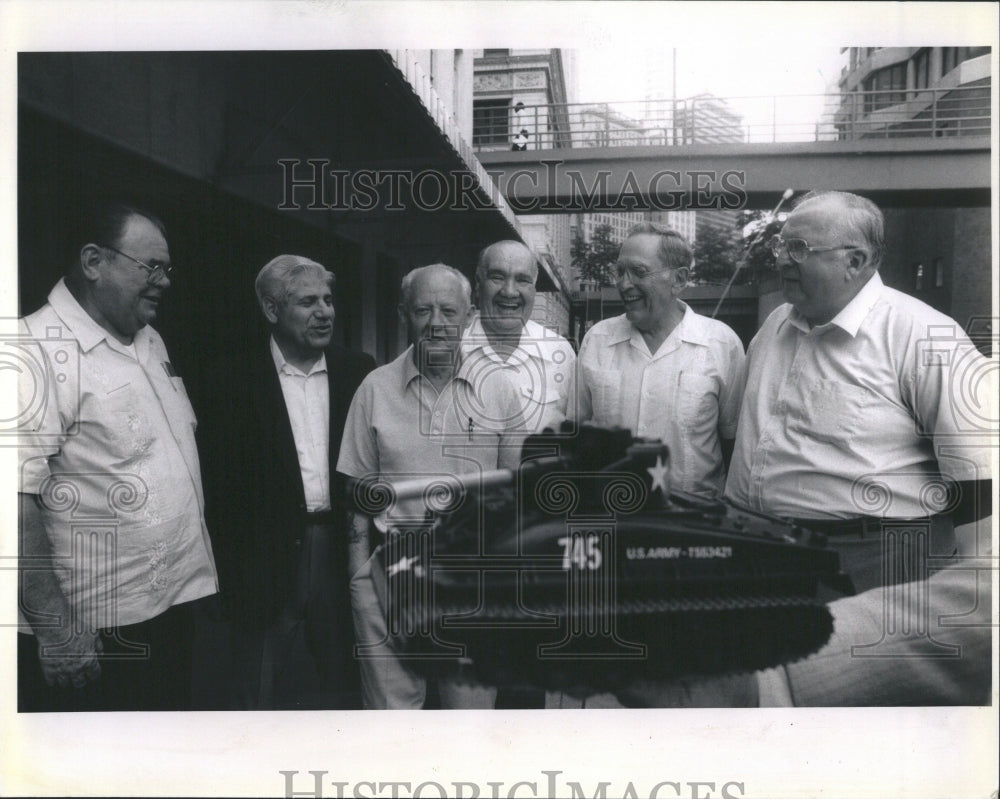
left=337, top=264, right=525, bottom=709
left=725, top=191, right=992, bottom=592
left=461, top=240, right=576, bottom=434
left=572, top=223, right=746, bottom=499
left=17, top=203, right=218, bottom=711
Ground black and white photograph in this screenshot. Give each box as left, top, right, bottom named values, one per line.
left=1, top=1, right=997, bottom=797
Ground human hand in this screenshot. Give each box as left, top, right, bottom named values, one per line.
left=614, top=672, right=758, bottom=708
left=36, top=629, right=103, bottom=689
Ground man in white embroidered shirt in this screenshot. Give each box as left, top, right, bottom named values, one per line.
left=725, top=191, right=992, bottom=593
left=17, top=202, right=219, bottom=711
left=461, top=239, right=577, bottom=708
left=462, top=240, right=576, bottom=435
left=572, top=223, right=746, bottom=499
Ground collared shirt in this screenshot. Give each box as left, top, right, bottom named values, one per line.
left=570, top=303, right=746, bottom=498
left=725, top=272, right=993, bottom=519
left=461, top=314, right=577, bottom=434
left=336, top=346, right=525, bottom=521
left=269, top=336, right=331, bottom=512
left=18, top=278, right=218, bottom=629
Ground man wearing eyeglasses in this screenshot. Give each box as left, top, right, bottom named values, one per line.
left=725, top=190, right=992, bottom=593
left=572, top=222, right=746, bottom=500
left=17, top=202, right=219, bottom=711
left=558, top=223, right=746, bottom=708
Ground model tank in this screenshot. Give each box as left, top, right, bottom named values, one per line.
left=364, top=425, right=845, bottom=694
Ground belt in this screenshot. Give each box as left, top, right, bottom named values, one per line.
left=789, top=516, right=944, bottom=537
left=303, top=508, right=337, bottom=525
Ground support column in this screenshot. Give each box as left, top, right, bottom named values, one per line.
left=360, top=233, right=378, bottom=358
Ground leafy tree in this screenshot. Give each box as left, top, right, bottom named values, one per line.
left=738, top=210, right=783, bottom=280
left=572, top=223, right=620, bottom=288
left=691, top=211, right=784, bottom=287
left=691, top=222, right=742, bottom=285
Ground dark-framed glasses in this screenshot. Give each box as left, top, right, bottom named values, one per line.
left=767, top=235, right=862, bottom=264
left=101, top=244, right=173, bottom=281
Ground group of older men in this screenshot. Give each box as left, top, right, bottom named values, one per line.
left=16, top=190, right=991, bottom=711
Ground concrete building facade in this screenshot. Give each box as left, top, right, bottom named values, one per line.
left=18, top=50, right=531, bottom=383
left=472, top=49, right=574, bottom=335
left=833, top=46, right=993, bottom=348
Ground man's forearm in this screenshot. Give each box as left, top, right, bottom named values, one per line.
left=19, top=492, right=102, bottom=688
left=18, top=492, right=72, bottom=640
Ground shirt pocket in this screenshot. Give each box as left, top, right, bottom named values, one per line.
left=676, top=373, right=719, bottom=429
left=167, top=376, right=198, bottom=432
left=797, top=379, right=876, bottom=447
left=102, top=383, right=156, bottom=464
left=583, top=367, right=622, bottom=426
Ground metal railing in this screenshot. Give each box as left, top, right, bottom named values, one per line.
left=472, top=85, right=991, bottom=151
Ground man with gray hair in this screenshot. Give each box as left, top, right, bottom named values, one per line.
left=202, top=254, right=374, bottom=709
left=337, top=263, right=525, bottom=708
left=726, top=190, right=992, bottom=593
left=461, top=239, right=576, bottom=709
left=562, top=222, right=745, bottom=708
left=573, top=222, right=746, bottom=499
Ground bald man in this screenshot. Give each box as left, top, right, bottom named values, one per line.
left=462, top=240, right=576, bottom=434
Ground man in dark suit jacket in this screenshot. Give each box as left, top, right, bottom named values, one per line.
left=201, top=254, right=374, bottom=709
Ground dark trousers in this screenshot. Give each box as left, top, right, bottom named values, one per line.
left=18, top=597, right=207, bottom=712
left=229, top=519, right=361, bottom=710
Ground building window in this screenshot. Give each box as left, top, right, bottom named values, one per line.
left=941, top=47, right=958, bottom=76
left=473, top=99, right=511, bottom=146
left=913, top=48, right=931, bottom=91
left=942, top=46, right=990, bottom=77
left=864, top=62, right=907, bottom=112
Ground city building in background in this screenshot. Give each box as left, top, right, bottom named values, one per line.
left=21, top=47, right=989, bottom=366
left=836, top=46, right=990, bottom=138
left=472, top=49, right=574, bottom=333
left=829, top=47, right=992, bottom=342
left=18, top=50, right=534, bottom=383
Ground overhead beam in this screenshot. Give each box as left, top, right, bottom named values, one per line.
left=477, top=137, right=991, bottom=212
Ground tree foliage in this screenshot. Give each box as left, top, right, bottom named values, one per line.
left=691, top=223, right=743, bottom=285
left=572, top=223, right=620, bottom=288
left=690, top=211, right=784, bottom=286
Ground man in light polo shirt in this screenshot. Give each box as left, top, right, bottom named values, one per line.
left=725, top=191, right=992, bottom=593
left=17, top=202, right=218, bottom=711
left=337, top=263, right=525, bottom=709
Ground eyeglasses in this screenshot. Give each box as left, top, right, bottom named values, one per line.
left=613, top=263, right=670, bottom=284
left=101, top=244, right=173, bottom=281
left=767, top=235, right=862, bottom=264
